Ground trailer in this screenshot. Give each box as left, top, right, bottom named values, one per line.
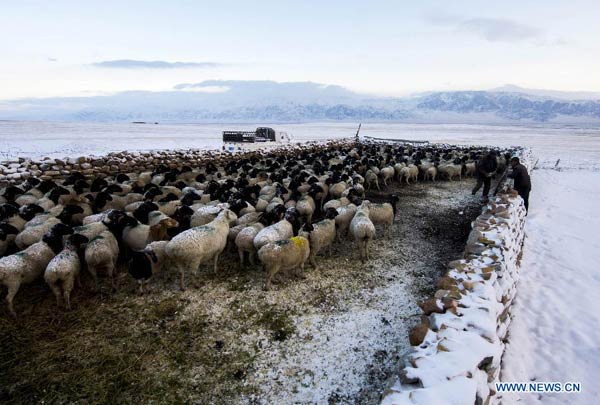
left=363, top=136, right=429, bottom=145
left=222, top=127, right=282, bottom=143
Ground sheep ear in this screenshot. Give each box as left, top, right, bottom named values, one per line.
left=148, top=251, right=158, bottom=263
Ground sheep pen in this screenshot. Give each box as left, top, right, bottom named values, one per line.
left=0, top=141, right=492, bottom=404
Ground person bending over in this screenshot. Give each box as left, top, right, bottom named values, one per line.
left=472, top=150, right=498, bottom=202
left=507, top=156, right=531, bottom=212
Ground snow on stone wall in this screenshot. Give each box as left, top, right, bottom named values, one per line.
left=381, top=153, right=531, bottom=405
left=0, top=141, right=326, bottom=186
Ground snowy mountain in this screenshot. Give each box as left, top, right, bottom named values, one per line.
left=490, top=84, right=600, bottom=101
left=414, top=91, right=600, bottom=122
left=1, top=80, right=599, bottom=123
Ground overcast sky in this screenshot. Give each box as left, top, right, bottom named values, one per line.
left=1, top=0, right=599, bottom=99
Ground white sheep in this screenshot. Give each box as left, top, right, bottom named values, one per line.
left=425, top=166, right=437, bottom=181
left=299, top=208, right=338, bottom=269
left=464, top=162, right=476, bottom=177
left=253, top=216, right=294, bottom=251
left=155, top=200, right=182, bottom=216
left=0, top=223, right=73, bottom=317
left=380, top=166, right=395, bottom=187
left=257, top=236, right=310, bottom=290
left=349, top=203, right=376, bottom=261
left=399, top=164, right=419, bottom=184
left=438, top=164, right=462, bottom=181
left=190, top=205, right=222, bottom=227
left=44, top=233, right=89, bottom=309
left=82, top=210, right=113, bottom=224
left=165, top=209, right=237, bottom=290
left=237, top=211, right=261, bottom=226
left=394, top=162, right=406, bottom=180
left=146, top=210, right=171, bottom=226
left=73, top=221, right=110, bottom=241
left=335, top=203, right=357, bottom=241
left=296, top=194, right=316, bottom=223
left=85, top=230, right=120, bottom=292
left=329, top=181, right=348, bottom=199
left=367, top=197, right=398, bottom=237
left=255, top=195, right=270, bottom=212
left=121, top=216, right=178, bottom=252
left=235, top=222, right=265, bottom=266
left=365, top=170, right=380, bottom=190
left=323, top=196, right=350, bottom=211
left=15, top=217, right=62, bottom=249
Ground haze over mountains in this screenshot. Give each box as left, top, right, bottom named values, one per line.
left=1, top=80, right=599, bottom=124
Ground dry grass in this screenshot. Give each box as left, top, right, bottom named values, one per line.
left=0, top=285, right=263, bottom=404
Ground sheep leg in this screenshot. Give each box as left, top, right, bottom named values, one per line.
left=375, top=181, right=380, bottom=191
left=88, top=268, right=99, bottom=292
left=64, top=277, right=75, bottom=310
left=48, top=282, right=62, bottom=308
left=76, top=274, right=82, bottom=288
left=179, top=269, right=186, bottom=291
left=5, top=284, right=19, bottom=318
left=238, top=248, right=245, bottom=267
left=266, top=265, right=280, bottom=290
left=249, top=251, right=256, bottom=266
left=309, top=252, right=317, bottom=270
left=365, top=239, right=371, bottom=260
left=109, top=265, right=117, bottom=293
left=296, top=262, right=306, bottom=279
left=213, top=251, right=221, bottom=274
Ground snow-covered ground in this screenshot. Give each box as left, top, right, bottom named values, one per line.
left=500, top=169, right=600, bottom=404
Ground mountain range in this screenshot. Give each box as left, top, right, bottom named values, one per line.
left=1, top=80, right=599, bottom=124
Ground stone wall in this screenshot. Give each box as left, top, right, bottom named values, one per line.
left=381, top=154, right=532, bottom=404
left=0, top=147, right=299, bottom=187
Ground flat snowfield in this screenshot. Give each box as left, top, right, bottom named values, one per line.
left=1, top=121, right=600, bottom=163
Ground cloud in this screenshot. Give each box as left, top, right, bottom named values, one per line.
left=174, top=83, right=230, bottom=93
left=92, top=59, right=224, bottom=69
left=458, top=18, right=541, bottom=42
left=424, top=13, right=566, bottom=46
left=47, top=57, right=57, bottom=62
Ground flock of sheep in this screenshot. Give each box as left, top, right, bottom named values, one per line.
left=0, top=140, right=512, bottom=317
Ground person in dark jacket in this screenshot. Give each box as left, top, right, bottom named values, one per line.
left=472, top=150, right=498, bottom=201
left=508, top=157, right=531, bottom=212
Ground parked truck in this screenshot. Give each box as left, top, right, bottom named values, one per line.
left=222, top=127, right=289, bottom=143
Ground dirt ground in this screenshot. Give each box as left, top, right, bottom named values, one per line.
left=0, top=177, right=481, bottom=405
